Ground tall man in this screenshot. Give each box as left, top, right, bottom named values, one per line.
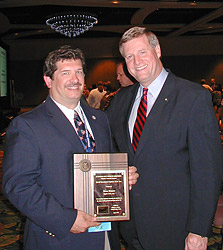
left=107, top=27, right=223, bottom=250
left=2, top=45, right=138, bottom=250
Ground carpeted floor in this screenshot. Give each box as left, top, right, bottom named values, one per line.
left=0, top=149, right=222, bottom=250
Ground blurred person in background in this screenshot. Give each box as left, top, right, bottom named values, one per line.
left=100, top=81, right=117, bottom=111
left=116, top=61, right=135, bottom=88
left=210, top=78, right=222, bottom=93
left=87, top=80, right=106, bottom=109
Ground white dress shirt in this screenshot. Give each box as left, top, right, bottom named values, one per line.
left=128, top=68, right=168, bottom=142
left=52, top=99, right=95, bottom=139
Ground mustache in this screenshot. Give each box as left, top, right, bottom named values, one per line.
left=65, top=82, right=82, bottom=88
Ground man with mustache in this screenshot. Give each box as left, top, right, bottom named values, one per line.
left=2, top=45, right=138, bottom=250
left=107, top=27, right=223, bottom=250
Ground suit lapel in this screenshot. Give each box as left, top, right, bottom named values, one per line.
left=135, top=72, right=176, bottom=155
left=44, top=96, right=83, bottom=150
left=125, top=84, right=140, bottom=157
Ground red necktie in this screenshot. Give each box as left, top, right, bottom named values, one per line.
left=132, top=88, right=148, bottom=152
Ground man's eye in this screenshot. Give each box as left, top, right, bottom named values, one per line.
left=126, top=55, right=132, bottom=60
left=62, top=71, right=69, bottom=75
left=76, top=70, right=84, bottom=75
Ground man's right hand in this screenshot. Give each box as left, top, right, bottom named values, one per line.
left=70, top=210, right=101, bottom=234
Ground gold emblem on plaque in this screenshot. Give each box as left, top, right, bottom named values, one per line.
left=79, top=159, right=91, bottom=172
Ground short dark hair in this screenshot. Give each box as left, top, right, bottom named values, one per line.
left=43, top=45, right=86, bottom=79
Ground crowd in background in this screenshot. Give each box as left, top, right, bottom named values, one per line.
left=83, top=74, right=223, bottom=133
left=84, top=80, right=117, bottom=111
left=83, top=70, right=223, bottom=136
left=83, top=61, right=135, bottom=111
left=201, top=78, right=223, bottom=132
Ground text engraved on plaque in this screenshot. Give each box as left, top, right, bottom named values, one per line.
left=93, top=171, right=126, bottom=218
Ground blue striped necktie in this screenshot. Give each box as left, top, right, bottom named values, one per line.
left=74, top=111, right=95, bottom=152
left=132, top=88, right=148, bottom=152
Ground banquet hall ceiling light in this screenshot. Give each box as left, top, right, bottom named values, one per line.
left=46, top=12, right=98, bottom=38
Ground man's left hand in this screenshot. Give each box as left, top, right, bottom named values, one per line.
left=128, top=166, right=139, bottom=190
left=185, top=232, right=208, bottom=250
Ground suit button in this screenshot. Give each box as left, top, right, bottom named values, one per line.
left=46, top=231, right=49, bottom=234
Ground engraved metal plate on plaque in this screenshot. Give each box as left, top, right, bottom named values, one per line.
left=73, top=153, right=129, bottom=221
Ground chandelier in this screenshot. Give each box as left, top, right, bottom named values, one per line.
left=46, top=12, right=98, bottom=38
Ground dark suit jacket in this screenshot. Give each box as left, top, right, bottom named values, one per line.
left=107, top=71, right=223, bottom=250
left=2, top=96, right=120, bottom=250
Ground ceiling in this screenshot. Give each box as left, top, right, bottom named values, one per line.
left=0, top=0, right=223, bottom=42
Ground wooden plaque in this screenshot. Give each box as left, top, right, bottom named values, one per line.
left=73, top=153, right=129, bottom=221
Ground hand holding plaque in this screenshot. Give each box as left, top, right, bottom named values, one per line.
left=73, top=153, right=129, bottom=221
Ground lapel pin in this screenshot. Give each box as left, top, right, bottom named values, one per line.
left=164, top=98, right=168, bottom=102
left=92, top=115, right=96, bottom=120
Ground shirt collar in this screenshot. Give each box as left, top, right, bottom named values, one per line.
left=50, top=97, right=82, bottom=118
left=138, top=67, right=168, bottom=98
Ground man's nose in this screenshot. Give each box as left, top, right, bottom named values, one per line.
left=72, top=73, right=79, bottom=82
left=134, top=55, right=141, bottom=65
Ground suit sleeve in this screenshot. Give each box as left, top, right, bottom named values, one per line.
left=186, top=89, right=223, bottom=236
left=2, top=117, right=77, bottom=241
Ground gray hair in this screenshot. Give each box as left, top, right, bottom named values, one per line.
left=119, top=26, right=159, bottom=56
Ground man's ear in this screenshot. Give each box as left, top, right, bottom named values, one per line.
left=43, top=75, right=52, bottom=89
left=155, top=44, right=161, bottom=59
